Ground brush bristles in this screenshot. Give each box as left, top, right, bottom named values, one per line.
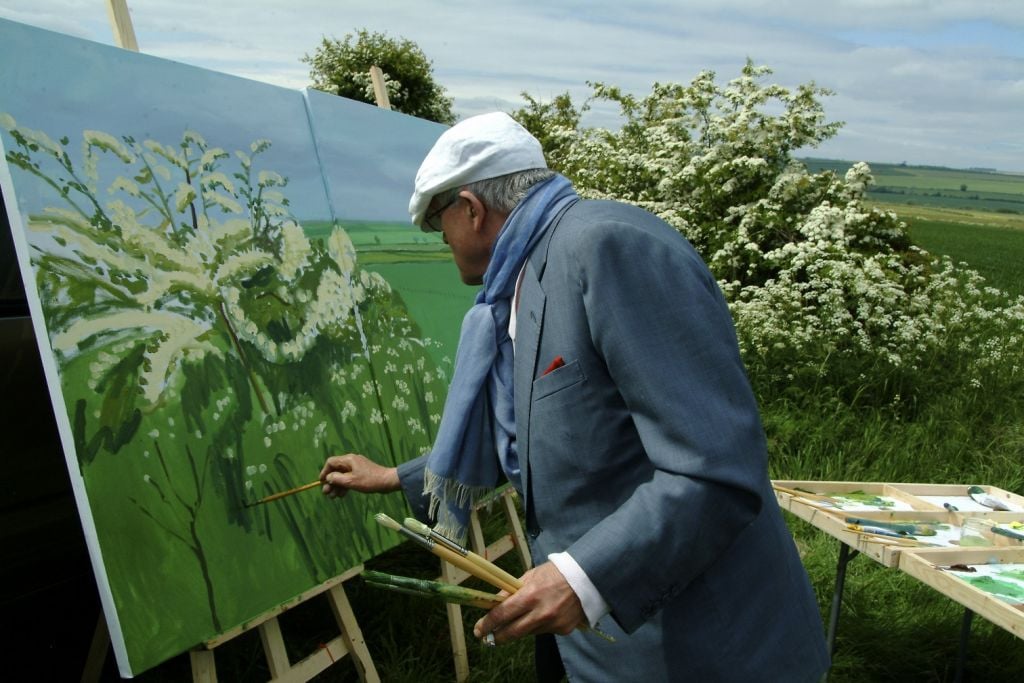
left=403, top=517, right=431, bottom=536
left=374, top=513, right=402, bottom=531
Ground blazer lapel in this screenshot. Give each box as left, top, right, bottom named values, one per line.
left=513, top=214, right=563, bottom=515
left=514, top=260, right=545, bottom=513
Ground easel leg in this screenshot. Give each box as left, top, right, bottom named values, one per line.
left=501, top=490, right=533, bottom=570
left=954, top=608, right=973, bottom=683
left=190, top=649, right=217, bottom=683
left=80, top=612, right=110, bottom=683
left=258, top=616, right=291, bottom=678
left=442, top=559, right=471, bottom=682
left=823, top=542, right=858, bottom=682
left=327, top=582, right=380, bottom=683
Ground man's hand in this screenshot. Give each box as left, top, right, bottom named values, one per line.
left=473, top=561, right=586, bottom=644
left=320, top=454, right=400, bottom=498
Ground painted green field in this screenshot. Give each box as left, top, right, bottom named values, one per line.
left=802, top=158, right=1024, bottom=215
left=303, top=218, right=472, bottom=366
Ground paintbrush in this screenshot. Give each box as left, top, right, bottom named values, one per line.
left=844, top=524, right=923, bottom=546
left=374, top=513, right=520, bottom=593
left=361, top=570, right=505, bottom=610
left=403, top=517, right=524, bottom=591
left=244, top=479, right=321, bottom=507
left=844, top=517, right=940, bottom=536
left=960, top=517, right=1024, bottom=542
left=374, top=513, right=615, bottom=642
left=772, top=484, right=837, bottom=506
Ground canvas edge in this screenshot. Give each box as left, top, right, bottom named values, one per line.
left=0, top=135, right=136, bottom=678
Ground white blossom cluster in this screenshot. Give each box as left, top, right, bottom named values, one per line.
left=519, top=62, right=1023, bottom=405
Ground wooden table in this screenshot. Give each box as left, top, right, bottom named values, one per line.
left=773, top=480, right=1024, bottom=681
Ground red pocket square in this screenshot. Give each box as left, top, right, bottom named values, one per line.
left=542, top=356, right=565, bottom=376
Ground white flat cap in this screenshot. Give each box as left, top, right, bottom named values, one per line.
left=408, top=112, right=547, bottom=229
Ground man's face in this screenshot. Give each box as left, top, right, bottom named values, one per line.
left=431, top=192, right=493, bottom=286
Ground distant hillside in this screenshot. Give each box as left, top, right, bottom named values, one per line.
left=799, top=158, right=1024, bottom=215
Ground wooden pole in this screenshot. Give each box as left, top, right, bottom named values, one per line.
left=105, top=0, right=139, bottom=51
left=368, top=66, right=391, bottom=110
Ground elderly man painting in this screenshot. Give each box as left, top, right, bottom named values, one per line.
left=321, top=112, right=829, bottom=682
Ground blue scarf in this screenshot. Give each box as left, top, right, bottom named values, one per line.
left=424, top=174, right=579, bottom=540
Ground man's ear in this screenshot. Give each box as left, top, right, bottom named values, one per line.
left=460, top=190, right=486, bottom=232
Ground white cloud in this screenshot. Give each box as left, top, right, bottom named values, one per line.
left=0, top=0, right=1022, bottom=171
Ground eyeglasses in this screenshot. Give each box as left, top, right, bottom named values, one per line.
left=423, top=195, right=460, bottom=232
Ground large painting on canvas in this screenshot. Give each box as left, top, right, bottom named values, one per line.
left=0, top=19, right=465, bottom=676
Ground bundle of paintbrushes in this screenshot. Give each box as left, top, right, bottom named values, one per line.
left=373, top=513, right=522, bottom=593
left=361, top=570, right=505, bottom=610
left=373, top=513, right=615, bottom=642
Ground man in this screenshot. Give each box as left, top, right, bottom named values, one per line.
left=321, top=112, right=829, bottom=681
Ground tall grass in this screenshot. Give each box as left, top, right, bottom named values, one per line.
left=125, top=212, right=1023, bottom=682
left=123, top=373, right=1023, bottom=681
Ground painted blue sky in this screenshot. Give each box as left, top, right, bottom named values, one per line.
left=0, top=19, right=445, bottom=223
left=1, top=1, right=1022, bottom=172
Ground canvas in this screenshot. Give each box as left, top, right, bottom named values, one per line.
left=0, top=19, right=466, bottom=676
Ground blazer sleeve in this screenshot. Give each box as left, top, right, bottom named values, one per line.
left=563, top=214, right=767, bottom=632
left=396, top=452, right=508, bottom=524
left=396, top=454, right=432, bottom=523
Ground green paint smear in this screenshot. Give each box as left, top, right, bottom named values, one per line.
left=1000, top=568, right=1024, bottom=582
left=959, top=575, right=1024, bottom=603
left=831, top=491, right=896, bottom=508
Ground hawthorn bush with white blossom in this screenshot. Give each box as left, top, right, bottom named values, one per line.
left=514, top=62, right=1024, bottom=411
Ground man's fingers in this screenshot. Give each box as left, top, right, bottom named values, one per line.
left=474, top=598, right=533, bottom=644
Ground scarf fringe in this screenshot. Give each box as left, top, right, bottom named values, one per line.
left=423, top=468, right=493, bottom=544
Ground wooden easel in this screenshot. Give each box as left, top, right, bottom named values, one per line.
left=82, top=565, right=379, bottom=682
left=438, top=486, right=532, bottom=682
left=367, top=70, right=532, bottom=681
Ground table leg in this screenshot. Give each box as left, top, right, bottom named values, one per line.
left=823, top=542, right=859, bottom=681
left=953, top=608, right=973, bottom=683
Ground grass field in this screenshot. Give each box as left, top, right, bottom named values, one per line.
left=803, top=157, right=1024, bottom=215
left=895, top=207, right=1024, bottom=298
left=120, top=180, right=1024, bottom=682
left=800, top=158, right=1024, bottom=299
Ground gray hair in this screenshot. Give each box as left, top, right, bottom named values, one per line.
left=432, top=168, right=555, bottom=215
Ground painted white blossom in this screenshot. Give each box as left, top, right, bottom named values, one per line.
left=279, top=221, right=311, bottom=281
left=215, top=250, right=274, bottom=284
left=203, top=189, right=243, bottom=214
left=200, top=148, right=229, bottom=170
left=328, top=228, right=357, bottom=276
left=144, top=139, right=187, bottom=170
left=258, top=170, right=285, bottom=187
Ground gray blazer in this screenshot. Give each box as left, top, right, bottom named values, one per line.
left=401, top=200, right=829, bottom=681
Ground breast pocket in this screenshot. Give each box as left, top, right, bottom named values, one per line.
left=532, top=359, right=585, bottom=401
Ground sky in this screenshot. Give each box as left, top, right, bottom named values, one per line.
left=0, top=0, right=1022, bottom=173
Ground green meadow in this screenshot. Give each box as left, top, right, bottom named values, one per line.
left=803, top=158, right=1024, bottom=297
left=802, top=157, right=1024, bottom=215
left=900, top=208, right=1024, bottom=298
left=127, top=182, right=1024, bottom=682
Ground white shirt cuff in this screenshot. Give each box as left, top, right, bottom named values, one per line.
left=547, top=551, right=611, bottom=627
